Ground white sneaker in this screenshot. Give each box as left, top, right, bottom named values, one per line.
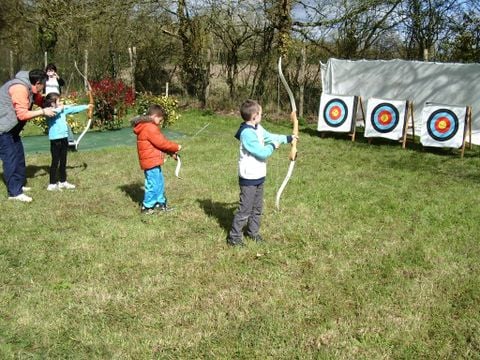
left=59, top=181, right=76, bottom=190
left=22, top=186, right=32, bottom=192
left=8, top=193, right=32, bottom=202
left=47, top=183, right=61, bottom=191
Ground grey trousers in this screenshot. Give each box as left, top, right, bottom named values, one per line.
left=228, top=183, right=264, bottom=240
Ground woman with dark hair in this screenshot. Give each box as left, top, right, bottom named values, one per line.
left=45, top=63, right=65, bottom=95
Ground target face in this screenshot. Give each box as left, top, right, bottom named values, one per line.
left=323, top=99, right=348, bottom=127
left=318, top=94, right=357, bottom=133
left=420, top=104, right=466, bottom=149
left=426, top=109, right=458, bottom=141
left=370, top=103, right=400, bottom=133
left=364, top=98, right=407, bottom=140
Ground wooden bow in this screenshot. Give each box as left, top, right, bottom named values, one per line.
left=72, top=61, right=94, bottom=150
left=74, top=61, right=94, bottom=119
left=275, top=56, right=299, bottom=210
left=174, top=154, right=182, bottom=179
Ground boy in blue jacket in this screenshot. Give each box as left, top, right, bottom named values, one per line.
left=227, top=99, right=296, bottom=246
left=43, top=92, right=93, bottom=191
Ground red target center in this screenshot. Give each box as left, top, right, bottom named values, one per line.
left=435, top=117, right=451, bottom=133
left=378, top=110, right=392, bottom=125
left=329, top=106, right=342, bottom=120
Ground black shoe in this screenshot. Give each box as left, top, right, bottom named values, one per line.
left=248, top=234, right=265, bottom=243
left=155, top=202, right=175, bottom=212
left=226, top=237, right=245, bottom=247
left=141, top=206, right=156, bottom=215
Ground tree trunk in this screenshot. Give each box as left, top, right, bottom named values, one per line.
left=299, top=46, right=306, bottom=118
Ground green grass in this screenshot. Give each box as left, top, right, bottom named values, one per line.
left=1, top=110, right=480, bottom=359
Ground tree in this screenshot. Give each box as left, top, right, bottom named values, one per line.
left=173, top=0, right=211, bottom=107
left=207, top=0, right=258, bottom=99
left=400, top=0, right=467, bottom=61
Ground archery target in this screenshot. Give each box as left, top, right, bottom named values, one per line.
left=324, top=99, right=348, bottom=127
left=364, top=98, right=407, bottom=140
left=420, top=104, right=466, bottom=148
left=318, top=93, right=357, bottom=133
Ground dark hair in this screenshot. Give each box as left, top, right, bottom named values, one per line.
left=29, top=69, right=48, bottom=86
left=45, top=63, right=57, bottom=72
left=44, top=92, right=60, bottom=108
left=240, top=99, right=260, bottom=121
left=147, top=104, right=166, bottom=118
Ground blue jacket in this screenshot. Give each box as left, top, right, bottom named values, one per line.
left=48, top=105, right=89, bottom=140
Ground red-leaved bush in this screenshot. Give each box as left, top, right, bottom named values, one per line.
left=90, top=78, right=135, bottom=129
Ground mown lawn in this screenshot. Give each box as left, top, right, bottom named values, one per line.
left=1, top=110, right=480, bottom=359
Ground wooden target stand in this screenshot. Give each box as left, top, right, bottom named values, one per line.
left=351, top=96, right=365, bottom=142
left=401, top=101, right=415, bottom=149
left=460, top=106, right=473, bottom=159
left=366, top=100, right=415, bottom=148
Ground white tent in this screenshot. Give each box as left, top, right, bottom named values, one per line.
left=321, top=58, right=480, bottom=145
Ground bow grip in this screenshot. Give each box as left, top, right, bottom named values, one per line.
left=289, top=110, right=298, bottom=161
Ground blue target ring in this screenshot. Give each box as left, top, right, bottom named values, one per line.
left=324, top=99, right=348, bottom=127
left=370, top=103, right=399, bottom=133
left=426, top=109, right=458, bottom=142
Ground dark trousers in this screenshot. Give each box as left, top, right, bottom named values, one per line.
left=0, top=131, right=26, bottom=197
left=50, top=138, right=68, bottom=184
left=228, top=183, right=264, bottom=240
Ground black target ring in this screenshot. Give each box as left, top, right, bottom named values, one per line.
left=426, top=109, right=459, bottom=142
left=323, top=99, right=348, bottom=128
left=370, top=103, right=400, bottom=133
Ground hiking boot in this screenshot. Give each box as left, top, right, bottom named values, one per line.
left=248, top=234, right=265, bottom=243
left=155, top=202, right=175, bottom=212
left=141, top=206, right=156, bottom=215
left=226, top=237, right=245, bottom=247
left=47, top=183, right=61, bottom=191
left=58, top=181, right=76, bottom=190
left=8, top=193, right=32, bottom=202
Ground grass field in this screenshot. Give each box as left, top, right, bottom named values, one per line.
left=1, top=110, right=480, bottom=359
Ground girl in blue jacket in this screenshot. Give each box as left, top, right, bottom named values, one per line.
left=43, top=92, right=93, bottom=191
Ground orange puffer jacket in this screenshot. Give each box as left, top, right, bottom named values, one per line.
left=133, top=118, right=180, bottom=170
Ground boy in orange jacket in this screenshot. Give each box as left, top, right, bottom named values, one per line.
left=132, top=104, right=181, bottom=214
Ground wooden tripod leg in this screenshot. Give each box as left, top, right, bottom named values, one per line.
left=461, top=106, right=471, bottom=159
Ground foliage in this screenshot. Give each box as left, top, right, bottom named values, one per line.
left=135, top=93, right=180, bottom=127
left=1, top=0, right=480, bottom=116
left=31, top=91, right=86, bottom=134
left=90, top=78, right=135, bottom=130
left=1, top=110, right=480, bottom=358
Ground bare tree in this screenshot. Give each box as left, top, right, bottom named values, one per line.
left=206, top=0, right=259, bottom=99
left=400, top=0, right=468, bottom=61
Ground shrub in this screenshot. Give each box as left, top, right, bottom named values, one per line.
left=135, top=93, right=180, bottom=127
left=90, top=78, right=135, bottom=130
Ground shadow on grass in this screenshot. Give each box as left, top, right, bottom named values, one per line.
left=306, top=126, right=480, bottom=157
left=197, top=198, right=236, bottom=232
left=23, top=163, right=88, bottom=180
left=119, top=182, right=143, bottom=204
left=24, top=164, right=50, bottom=179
